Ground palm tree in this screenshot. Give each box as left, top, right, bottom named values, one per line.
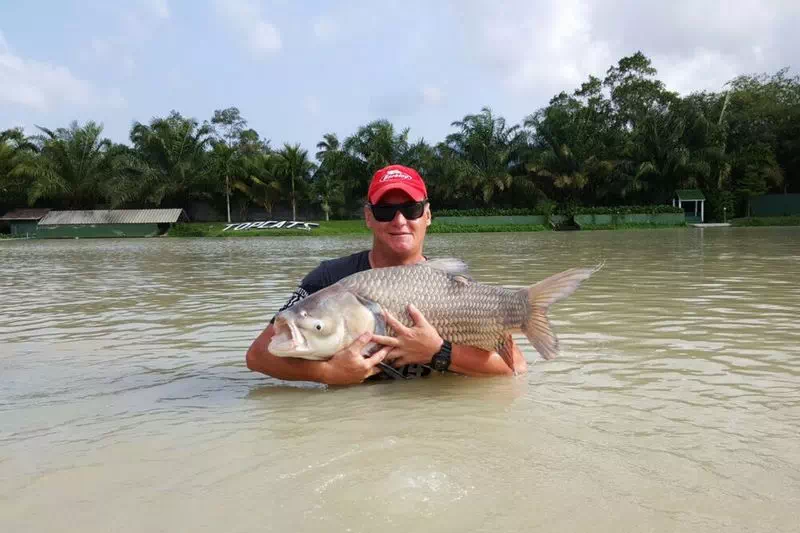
left=443, top=107, right=528, bottom=203
left=232, top=153, right=283, bottom=216
left=122, top=111, right=214, bottom=208
left=11, top=121, right=115, bottom=208
left=313, top=133, right=347, bottom=220
left=1, top=128, right=37, bottom=210
left=274, top=143, right=315, bottom=220
left=343, top=120, right=410, bottom=170
left=524, top=95, right=620, bottom=203
left=315, top=133, right=340, bottom=162
left=623, top=108, right=690, bottom=202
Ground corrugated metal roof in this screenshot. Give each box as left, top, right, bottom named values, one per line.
left=676, top=189, right=705, bottom=201
left=0, top=208, right=51, bottom=221
left=38, top=209, right=188, bottom=225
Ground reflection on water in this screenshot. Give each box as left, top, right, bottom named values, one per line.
left=1, top=227, right=799, bottom=532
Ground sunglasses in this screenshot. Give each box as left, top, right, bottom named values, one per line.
left=368, top=200, right=428, bottom=222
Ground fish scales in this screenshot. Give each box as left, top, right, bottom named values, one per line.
left=338, top=264, right=527, bottom=352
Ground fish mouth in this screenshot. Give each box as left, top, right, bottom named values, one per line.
left=270, top=316, right=310, bottom=355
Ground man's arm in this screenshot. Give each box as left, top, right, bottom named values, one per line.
left=246, top=324, right=391, bottom=385
left=246, top=325, right=328, bottom=382
left=447, top=340, right=527, bottom=377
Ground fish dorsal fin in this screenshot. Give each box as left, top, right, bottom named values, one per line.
left=425, top=257, right=472, bottom=283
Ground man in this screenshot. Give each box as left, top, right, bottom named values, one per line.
left=245, top=164, right=527, bottom=385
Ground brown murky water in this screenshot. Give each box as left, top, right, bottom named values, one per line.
left=2, top=227, right=799, bottom=532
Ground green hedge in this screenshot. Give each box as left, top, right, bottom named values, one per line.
left=434, top=205, right=683, bottom=217
left=430, top=222, right=548, bottom=233
left=572, top=205, right=683, bottom=215
left=575, top=213, right=685, bottom=227
left=435, top=207, right=542, bottom=216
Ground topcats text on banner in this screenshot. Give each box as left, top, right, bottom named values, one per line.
left=222, top=221, right=320, bottom=231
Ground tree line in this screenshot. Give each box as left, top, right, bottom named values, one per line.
left=1, top=52, right=798, bottom=222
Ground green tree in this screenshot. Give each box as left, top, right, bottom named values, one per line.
left=0, top=128, right=37, bottom=211
left=123, top=111, right=214, bottom=208
left=604, top=51, right=677, bottom=132
left=232, top=153, right=283, bottom=217
left=525, top=89, right=619, bottom=203
left=11, top=121, right=115, bottom=208
left=210, top=107, right=248, bottom=222
left=312, top=133, right=348, bottom=220
left=442, top=107, right=528, bottom=204
left=274, top=143, right=315, bottom=220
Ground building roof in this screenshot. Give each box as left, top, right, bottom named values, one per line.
left=0, top=208, right=51, bottom=221
left=38, top=209, right=188, bottom=225
left=675, top=189, right=706, bottom=201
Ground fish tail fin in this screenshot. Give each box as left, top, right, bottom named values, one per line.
left=519, top=264, right=602, bottom=360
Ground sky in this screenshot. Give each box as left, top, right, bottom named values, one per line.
left=1, top=0, right=798, bottom=154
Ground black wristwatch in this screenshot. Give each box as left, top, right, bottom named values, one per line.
left=430, top=340, right=452, bottom=372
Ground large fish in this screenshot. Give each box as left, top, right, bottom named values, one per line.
left=269, top=258, right=600, bottom=373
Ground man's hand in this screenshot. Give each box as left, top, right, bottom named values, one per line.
left=372, top=304, right=444, bottom=368
left=321, top=333, right=393, bottom=385
left=246, top=326, right=391, bottom=385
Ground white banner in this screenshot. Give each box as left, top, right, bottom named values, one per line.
left=222, top=221, right=320, bottom=231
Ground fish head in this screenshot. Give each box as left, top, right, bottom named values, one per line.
left=268, top=286, right=379, bottom=360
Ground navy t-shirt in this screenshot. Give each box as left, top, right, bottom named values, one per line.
left=271, top=250, right=431, bottom=379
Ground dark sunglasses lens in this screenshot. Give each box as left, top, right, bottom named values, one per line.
left=371, top=205, right=397, bottom=222
left=403, top=203, right=425, bottom=219
left=371, top=202, right=425, bottom=222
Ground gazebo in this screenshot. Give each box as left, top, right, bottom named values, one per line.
left=673, top=189, right=706, bottom=223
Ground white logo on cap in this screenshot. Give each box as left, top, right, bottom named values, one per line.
left=380, top=169, right=413, bottom=182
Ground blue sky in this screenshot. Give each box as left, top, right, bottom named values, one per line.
left=1, top=0, right=798, bottom=155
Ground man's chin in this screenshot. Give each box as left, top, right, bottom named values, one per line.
left=385, top=235, right=415, bottom=253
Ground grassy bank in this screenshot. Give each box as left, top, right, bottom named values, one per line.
left=167, top=219, right=684, bottom=238
left=169, top=220, right=367, bottom=237
left=168, top=220, right=551, bottom=237
left=731, top=216, right=800, bottom=227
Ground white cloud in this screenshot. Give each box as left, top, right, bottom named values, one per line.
left=304, top=96, right=321, bottom=116
left=0, top=33, right=125, bottom=112
left=85, top=2, right=171, bottom=77
left=459, top=0, right=800, bottom=97
left=312, top=16, right=338, bottom=40
left=460, top=0, right=612, bottom=95
left=422, top=86, right=443, bottom=105
left=213, top=0, right=282, bottom=57
left=143, top=0, right=170, bottom=20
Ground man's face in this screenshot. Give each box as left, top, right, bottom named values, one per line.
left=364, top=189, right=431, bottom=257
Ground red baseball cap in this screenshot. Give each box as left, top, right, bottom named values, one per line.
left=367, top=164, right=428, bottom=204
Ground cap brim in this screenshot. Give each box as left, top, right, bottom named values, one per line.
left=369, top=183, right=426, bottom=204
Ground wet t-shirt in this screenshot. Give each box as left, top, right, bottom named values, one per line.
left=271, top=250, right=431, bottom=380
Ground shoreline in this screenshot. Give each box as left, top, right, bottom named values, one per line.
left=164, top=216, right=800, bottom=238
left=3, top=217, right=797, bottom=241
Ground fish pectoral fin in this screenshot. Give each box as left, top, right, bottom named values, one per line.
left=498, top=335, right=517, bottom=374
left=452, top=274, right=471, bottom=286
left=353, top=293, right=387, bottom=335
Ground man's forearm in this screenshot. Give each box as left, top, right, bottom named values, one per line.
left=245, top=326, right=329, bottom=383
left=447, top=343, right=527, bottom=377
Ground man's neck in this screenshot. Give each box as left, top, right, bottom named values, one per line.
left=368, top=246, right=426, bottom=269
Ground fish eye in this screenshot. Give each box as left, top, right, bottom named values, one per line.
left=315, top=323, right=323, bottom=331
